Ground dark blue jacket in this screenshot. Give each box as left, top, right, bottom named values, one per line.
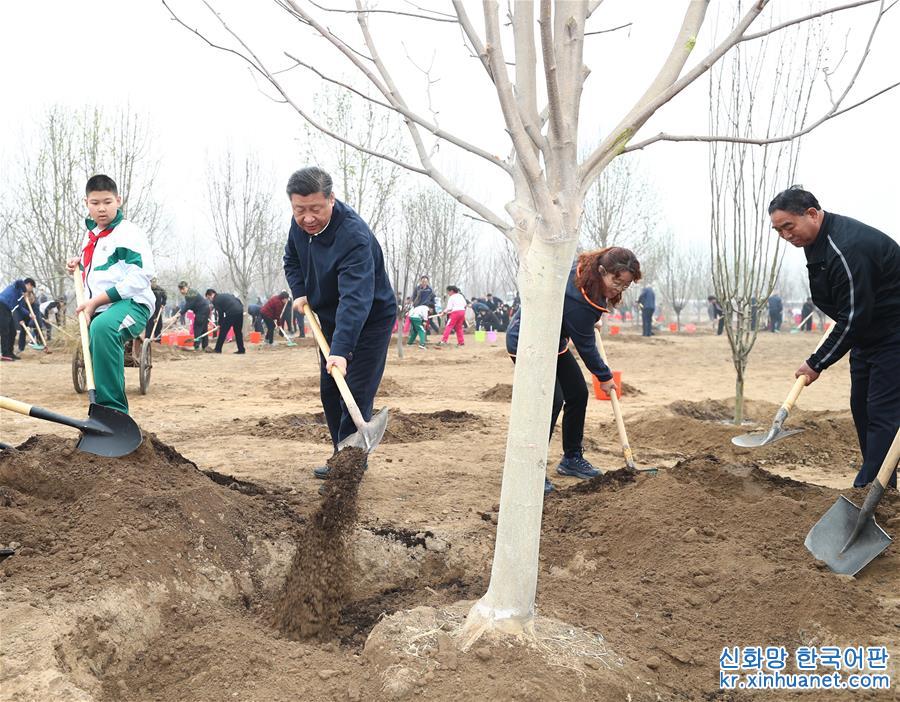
left=412, top=284, right=435, bottom=309
left=767, top=295, right=783, bottom=315
left=283, top=199, right=395, bottom=359
left=638, top=286, right=655, bottom=310
left=506, top=264, right=612, bottom=381
left=805, top=211, right=900, bottom=371
left=0, top=280, right=27, bottom=311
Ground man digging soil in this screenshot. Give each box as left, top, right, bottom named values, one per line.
left=282, top=166, right=396, bottom=481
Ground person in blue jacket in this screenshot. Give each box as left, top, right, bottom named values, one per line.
left=506, top=247, right=642, bottom=493
left=0, top=278, right=36, bottom=361
left=283, top=167, right=396, bottom=479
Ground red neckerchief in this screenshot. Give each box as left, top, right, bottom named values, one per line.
left=81, top=225, right=116, bottom=281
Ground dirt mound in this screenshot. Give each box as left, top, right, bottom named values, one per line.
left=669, top=399, right=733, bottom=420
left=629, top=402, right=860, bottom=474
left=251, top=412, right=331, bottom=442
left=621, top=381, right=642, bottom=396
left=541, top=455, right=900, bottom=698
left=376, top=376, right=412, bottom=397
left=275, top=447, right=367, bottom=639
left=479, top=383, right=512, bottom=401
left=382, top=410, right=483, bottom=443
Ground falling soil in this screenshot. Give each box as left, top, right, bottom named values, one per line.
left=274, top=447, right=367, bottom=640
left=479, top=383, right=513, bottom=401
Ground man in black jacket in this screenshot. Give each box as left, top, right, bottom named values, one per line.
left=206, top=289, right=246, bottom=354
left=413, top=276, right=438, bottom=334
left=283, top=167, right=396, bottom=477
left=769, top=187, right=899, bottom=488
left=178, top=281, right=211, bottom=351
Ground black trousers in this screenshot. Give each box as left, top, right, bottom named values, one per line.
left=215, top=315, right=245, bottom=353
left=512, top=349, right=587, bottom=454
left=849, top=332, right=900, bottom=488
left=193, top=314, right=210, bottom=349
left=641, top=308, right=654, bottom=336
left=319, top=317, right=394, bottom=449
left=263, top=316, right=276, bottom=344
left=0, top=303, right=15, bottom=357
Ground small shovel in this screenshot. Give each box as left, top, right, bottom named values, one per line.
left=18, top=321, right=45, bottom=351
left=804, top=428, right=899, bottom=576
left=595, top=329, right=657, bottom=475
left=732, top=324, right=832, bottom=448
left=304, top=303, right=388, bottom=453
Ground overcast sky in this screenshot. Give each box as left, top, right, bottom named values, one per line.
left=2, top=0, right=898, bottom=283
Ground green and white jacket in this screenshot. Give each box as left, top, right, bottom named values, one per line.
left=80, top=211, right=156, bottom=314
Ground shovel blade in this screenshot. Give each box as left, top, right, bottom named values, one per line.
left=336, top=407, right=389, bottom=454
left=731, top=426, right=804, bottom=448
left=804, top=495, right=892, bottom=576
left=76, top=402, right=143, bottom=458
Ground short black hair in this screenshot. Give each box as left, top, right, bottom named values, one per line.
left=279, top=291, right=290, bottom=299
left=286, top=167, right=332, bottom=198
left=23, top=277, right=36, bottom=287
left=205, top=288, right=216, bottom=296
left=85, top=174, right=118, bottom=196
left=446, top=285, right=459, bottom=294
left=768, top=186, right=820, bottom=215
left=178, top=281, right=189, bottom=288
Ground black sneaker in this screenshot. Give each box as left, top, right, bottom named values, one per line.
left=544, top=477, right=554, bottom=494
left=556, top=451, right=601, bottom=479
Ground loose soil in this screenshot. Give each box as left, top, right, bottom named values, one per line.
left=2, top=329, right=897, bottom=700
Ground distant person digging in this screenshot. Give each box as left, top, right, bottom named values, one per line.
left=205, top=289, right=246, bottom=354
left=282, top=166, right=396, bottom=480
left=769, top=186, right=900, bottom=489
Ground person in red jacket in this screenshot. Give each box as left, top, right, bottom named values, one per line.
left=260, top=292, right=289, bottom=345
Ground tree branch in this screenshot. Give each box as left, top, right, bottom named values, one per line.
left=739, top=0, right=890, bottom=42
left=302, top=0, right=457, bottom=23
left=281, top=52, right=510, bottom=173
left=540, top=1, right=564, bottom=142
left=585, top=22, right=632, bottom=36
left=624, top=79, right=899, bottom=151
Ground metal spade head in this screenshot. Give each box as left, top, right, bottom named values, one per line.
left=76, top=402, right=143, bottom=458
left=336, top=407, right=389, bottom=454
left=804, top=495, right=892, bottom=576
left=731, top=425, right=804, bottom=448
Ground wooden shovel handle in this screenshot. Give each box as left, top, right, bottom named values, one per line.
left=783, top=323, right=835, bottom=412
left=23, top=297, right=49, bottom=346
left=875, top=428, right=900, bottom=489
left=302, top=303, right=366, bottom=432
left=72, top=271, right=97, bottom=392
left=18, top=320, right=38, bottom=345
left=594, top=329, right=636, bottom=469
left=0, top=396, right=33, bottom=416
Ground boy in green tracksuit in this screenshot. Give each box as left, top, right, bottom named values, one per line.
left=66, top=175, right=155, bottom=414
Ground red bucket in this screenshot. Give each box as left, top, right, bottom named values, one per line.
left=592, top=371, right=623, bottom=401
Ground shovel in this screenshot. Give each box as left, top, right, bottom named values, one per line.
left=804, top=428, right=899, bottom=576
left=732, top=324, right=832, bottom=448
left=790, top=310, right=814, bottom=334
left=24, top=297, right=51, bottom=353
left=18, top=321, right=45, bottom=351
left=595, top=329, right=657, bottom=475
left=303, top=303, right=388, bottom=453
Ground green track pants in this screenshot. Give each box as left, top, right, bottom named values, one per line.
left=89, top=300, right=149, bottom=414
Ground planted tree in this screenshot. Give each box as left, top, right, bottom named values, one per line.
left=166, top=0, right=897, bottom=647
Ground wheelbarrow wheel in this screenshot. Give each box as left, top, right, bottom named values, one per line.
left=72, top=348, right=86, bottom=394
left=139, top=339, right=152, bottom=395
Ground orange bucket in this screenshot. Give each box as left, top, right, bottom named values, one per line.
left=592, top=371, right=622, bottom=401
left=669, top=323, right=678, bottom=332
left=610, top=325, right=620, bottom=335
left=178, top=334, right=193, bottom=347
left=249, top=331, right=262, bottom=344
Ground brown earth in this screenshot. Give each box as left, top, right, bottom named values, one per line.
left=1, top=327, right=897, bottom=701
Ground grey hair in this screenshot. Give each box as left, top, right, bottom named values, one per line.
left=286, top=167, right=333, bottom=198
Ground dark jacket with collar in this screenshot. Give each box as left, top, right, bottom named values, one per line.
left=506, top=264, right=612, bottom=381
left=211, top=292, right=243, bottom=320
left=412, top=284, right=435, bottom=309
left=0, top=280, right=28, bottom=311
left=283, top=199, right=395, bottom=359
left=805, top=211, right=900, bottom=372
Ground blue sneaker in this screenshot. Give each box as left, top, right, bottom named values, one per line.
left=544, top=477, right=554, bottom=494
left=556, top=451, right=601, bottom=479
